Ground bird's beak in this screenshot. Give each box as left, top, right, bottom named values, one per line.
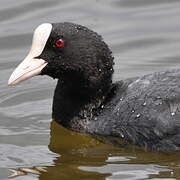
left=8, top=55, right=48, bottom=85
left=8, top=23, right=52, bottom=86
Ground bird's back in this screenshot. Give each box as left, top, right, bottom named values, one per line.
left=91, top=69, right=180, bottom=151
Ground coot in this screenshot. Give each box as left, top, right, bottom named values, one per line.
left=8, top=22, right=180, bottom=151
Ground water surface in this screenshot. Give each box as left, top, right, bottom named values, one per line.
left=1, top=0, right=180, bottom=179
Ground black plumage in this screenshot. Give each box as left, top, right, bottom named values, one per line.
left=11, top=22, right=180, bottom=151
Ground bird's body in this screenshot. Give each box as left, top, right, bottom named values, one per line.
left=8, top=22, right=180, bottom=151
left=53, top=69, right=180, bottom=151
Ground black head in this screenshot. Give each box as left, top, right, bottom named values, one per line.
left=8, top=22, right=114, bottom=99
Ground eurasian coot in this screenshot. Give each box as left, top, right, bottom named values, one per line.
left=8, top=22, right=180, bottom=151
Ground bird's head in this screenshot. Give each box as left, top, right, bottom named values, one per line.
left=8, top=22, right=114, bottom=96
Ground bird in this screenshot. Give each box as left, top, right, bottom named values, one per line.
left=8, top=22, right=180, bottom=151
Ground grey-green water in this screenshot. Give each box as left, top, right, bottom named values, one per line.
left=1, top=0, right=180, bottom=179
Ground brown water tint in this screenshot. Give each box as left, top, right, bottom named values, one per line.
left=12, top=121, right=180, bottom=180
left=1, top=0, right=180, bottom=179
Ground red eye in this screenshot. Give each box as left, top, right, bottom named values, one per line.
left=55, top=39, right=65, bottom=47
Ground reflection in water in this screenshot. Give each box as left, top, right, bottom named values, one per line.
left=8, top=167, right=45, bottom=178
left=45, top=121, right=114, bottom=179
left=9, top=121, right=180, bottom=179
left=46, top=121, right=180, bottom=179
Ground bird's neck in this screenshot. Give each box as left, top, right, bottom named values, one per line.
left=52, top=80, right=108, bottom=131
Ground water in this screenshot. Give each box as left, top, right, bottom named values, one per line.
left=1, top=0, right=180, bottom=179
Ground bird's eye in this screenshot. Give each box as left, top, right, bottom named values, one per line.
left=55, top=39, right=65, bottom=47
